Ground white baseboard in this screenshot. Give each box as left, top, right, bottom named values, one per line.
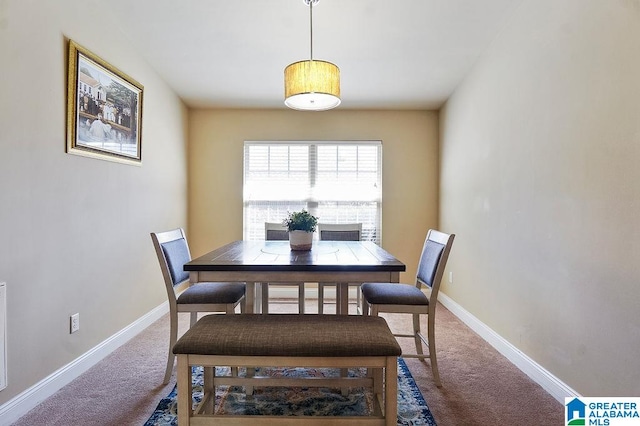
left=0, top=302, right=169, bottom=426
left=438, top=292, right=579, bottom=402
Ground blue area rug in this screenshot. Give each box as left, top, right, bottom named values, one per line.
left=144, top=357, right=436, bottom=425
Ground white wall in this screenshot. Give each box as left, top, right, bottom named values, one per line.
left=0, top=0, right=188, bottom=404
left=440, top=0, right=640, bottom=395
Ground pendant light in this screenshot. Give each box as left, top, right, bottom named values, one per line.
left=284, top=0, right=341, bottom=111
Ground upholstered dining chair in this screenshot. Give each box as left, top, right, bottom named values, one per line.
left=317, top=223, right=363, bottom=314
left=264, top=221, right=289, bottom=241
left=263, top=222, right=305, bottom=313
left=361, top=229, right=454, bottom=387
left=151, top=228, right=245, bottom=384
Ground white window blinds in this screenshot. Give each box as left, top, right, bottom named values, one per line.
left=243, top=141, right=382, bottom=244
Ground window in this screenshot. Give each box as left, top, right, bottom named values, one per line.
left=243, top=141, right=382, bottom=244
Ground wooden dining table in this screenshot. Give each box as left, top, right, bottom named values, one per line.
left=184, top=240, right=406, bottom=314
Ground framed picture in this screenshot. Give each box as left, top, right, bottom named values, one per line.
left=66, top=40, right=143, bottom=165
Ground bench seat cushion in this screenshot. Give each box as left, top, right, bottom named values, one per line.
left=173, top=314, right=401, bottom=357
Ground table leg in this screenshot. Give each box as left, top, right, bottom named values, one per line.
left=245, top=282, right=255, bottom=314
left=338, top=283, right=349, bottom=315
left=261, top=282, right=269, bottom=314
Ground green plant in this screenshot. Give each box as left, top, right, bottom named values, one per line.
left=283, top=209, right=318, bottom=233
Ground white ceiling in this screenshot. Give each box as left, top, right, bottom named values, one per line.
left=106, top=0, right=520, bottom=110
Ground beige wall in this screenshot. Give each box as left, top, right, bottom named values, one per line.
left=440, top=0, right=640, bottom=395
left=0, top=0, right=188, bottom=403
left=188, top=109, right=439, bottom=283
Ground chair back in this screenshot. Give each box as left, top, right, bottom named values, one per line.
left=318, top=223, right=362, bottom=241
left=264, top=222, right=289, bottom=240
left=151, top=228, right=192, bottom=302
left=416, top=230, right=455, bottom=301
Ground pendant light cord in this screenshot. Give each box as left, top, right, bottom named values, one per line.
left=309, top=0, right=314, bottom=61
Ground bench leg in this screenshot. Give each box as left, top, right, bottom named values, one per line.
left=246, top=367, right=255, bottom=395
left=340, top=368, right=349, bottom=396
left=203, top=366, right=215, bottom=414
left=372, top=367, right=383, bottom=396
left=177, top=355, right=192, bottom=426
left=385, top=356, right=398, bottom=426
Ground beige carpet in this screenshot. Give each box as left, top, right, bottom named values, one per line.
left=11, top=300, right=562, bottom=425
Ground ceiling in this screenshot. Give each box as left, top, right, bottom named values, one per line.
left=105, top=0, right=519, bottom=110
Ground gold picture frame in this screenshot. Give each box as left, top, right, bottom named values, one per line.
left=66, top=40, right=143, bottom=165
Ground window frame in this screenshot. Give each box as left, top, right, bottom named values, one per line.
left=243, top=140, right=383, bottom=244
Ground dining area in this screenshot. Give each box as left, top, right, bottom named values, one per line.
left=150, top=219, right=455, bottom=425
left=4, top=0, right=608, bottom=421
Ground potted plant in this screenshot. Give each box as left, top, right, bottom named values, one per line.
left=283, top=209, right=318, bottom=251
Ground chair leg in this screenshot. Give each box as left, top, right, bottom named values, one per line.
left=362, top=298, right=370, bottom=316
left=427, top=314, right=442, bottom=387
left=164, top=312, right=178, bottom=384
left=190, top=311, right=198, bottom=327
left=413, top=313, right=424, bottom=356
left=370, top=305, right=379, bottom=316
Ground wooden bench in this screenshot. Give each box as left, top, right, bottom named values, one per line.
left=173, top=314, right=402, bottom=425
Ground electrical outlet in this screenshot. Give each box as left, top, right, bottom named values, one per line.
left=448, top=271, right=453, bottom=284
left=70, top=313, right=80, bottom=334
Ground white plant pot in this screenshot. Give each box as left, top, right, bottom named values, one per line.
left=289, top=230, right=313, bottom=251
